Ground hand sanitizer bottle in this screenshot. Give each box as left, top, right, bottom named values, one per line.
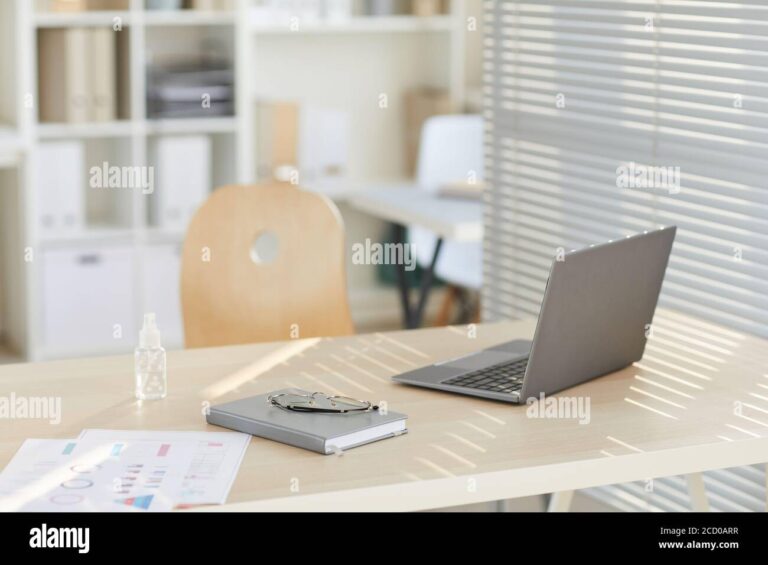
left=135, top=313, right=167, bottom=400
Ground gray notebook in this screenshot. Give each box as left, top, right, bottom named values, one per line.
left=206, top=389, right=408, bottom=455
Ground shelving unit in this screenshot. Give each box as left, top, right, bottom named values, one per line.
left=0, top=0, right=27, bottom=362
left=2, top=0, right=476, bottom=361
left=250, top=15, right=454, bottom=35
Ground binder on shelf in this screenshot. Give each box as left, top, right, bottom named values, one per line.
left=412, top=0, right=444, bottom=16
left=256, top=100, right=349, bottom=184
left=151, top=135, right=212, bottom=231
left=36, top=142, right=85, bottom=235
left=256, top=101, right=299, bottom=182
left=50, top=0, right=88, bottom=11
left=38, top=28, right=91, bottom=123
left=89, top=28, right=117, bottom=122
left=299, top=105, right=349, bottom=183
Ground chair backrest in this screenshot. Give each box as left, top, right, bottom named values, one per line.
left=416, top=114, right=484, bottom=192
left=181, top=183, right=354, bottom=348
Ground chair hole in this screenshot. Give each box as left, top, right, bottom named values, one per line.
left=250, top=231, right=279, bottom=265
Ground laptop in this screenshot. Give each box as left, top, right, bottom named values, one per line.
left=392, top=226, right=676, bottom=404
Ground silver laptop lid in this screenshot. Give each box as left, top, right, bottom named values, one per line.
left=520, top=226, right=676, bottom=400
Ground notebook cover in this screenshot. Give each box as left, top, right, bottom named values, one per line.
left=206, top=389, right=407, bottom=455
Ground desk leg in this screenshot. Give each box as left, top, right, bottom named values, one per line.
left=393, top=224, right=444, bottom=329
left=394, top=225, right=414, bottom=329
left=686, top=472, right=710, bottom=512
left=547, top=490, right=575, bottom=512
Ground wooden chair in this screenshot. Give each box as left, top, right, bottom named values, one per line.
left=181, top=183, right=354, bottom=348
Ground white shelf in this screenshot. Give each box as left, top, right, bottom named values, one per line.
left=0, top=125, right=22, bottom=168
left=145, top=117, right=237, bottom=135
left=11, top=0, right=471, bottom=361
left=35, top=11, right=132, bottom=28
left=37, top=121, right=135, bottom=140
left=250, top=15, right=454, bottom=35
left=37, top=118, right=238, bottom=139
left=143, top=10, right=235, bottom=26
left=38, top=228, right=137, bottom=248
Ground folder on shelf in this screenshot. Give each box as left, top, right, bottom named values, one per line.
left=256, top=101, right=299, bottom=182
left=151, top=135, right=212, bottom=231
left=36, top=141, right=85, bottom=235
left=257, top=101, right=349, bottom=184
left=50, top=0, right=88, bottom=11
left=38, top=28, right=91, bottom=123
left=89, top=28, right=117, bottom=122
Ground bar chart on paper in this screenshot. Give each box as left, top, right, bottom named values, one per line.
left=78, top=430, right=251, bottom=506
left=0, top=439, right=197, bottom=512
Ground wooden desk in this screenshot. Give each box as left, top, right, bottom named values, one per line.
left=1, top=310, right=767, bottom=512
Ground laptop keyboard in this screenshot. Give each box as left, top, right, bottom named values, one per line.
left=441, top=357, right=529, bottom=395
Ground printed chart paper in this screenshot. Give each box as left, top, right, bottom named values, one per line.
left=79, top=429, right=251, bottom=506
left=0, top=438, right=197, bottom=512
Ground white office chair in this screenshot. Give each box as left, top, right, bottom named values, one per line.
left=409, top=114, right=484, bottom=322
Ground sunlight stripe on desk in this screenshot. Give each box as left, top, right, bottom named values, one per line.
left=374, top=333, right=431, bottom=359
left=314, top=363, right=372, bottom=393
left=430, top=445, right=477, bottom=469
left=444, top=432, right=486, bottom=453
left=414, top=457, right=456, bottom=478
left=736, top=413, right=768, bottom=429
left=648, top=338, right=726, bottom=364
left=460, top=421, right=496, bottom=439
left=624, top=398, right=679, bottom=420
left=725, top=424, right=761, bottom=438
left=749, top=392, right=768, bottom=404
left=743, top=403, right=768, bottom=416
left=652, top=327, right=733, bottom=356
left=645, top=344, right=720, bottom=371
left=473, top=410, right=506, bottom=425
left=628, top=387, right=687, bottom=409
left=300, top=371, right=342, bottom=395
left=634, top=364, right=704, bottom=390
left=343, top=346, right=398, bottom=373
left=606, top=436, right=644, bottom=453
left=640, top=356, right=714, bottom=382
left=357, top=338, right=419, bottom=368
left=329, top=354, right=385, bottom=383
left=633, top=375, right=695, bottom=399
left=201, top=338, right=320, bottom=398
left=654, top=317, right=743, bottom=346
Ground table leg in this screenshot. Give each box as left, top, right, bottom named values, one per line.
left=686, top=472, right=710, bottom=512
left=393, top=224, right=444, bottom=329
left=547, top=490, right=575, bottom=512
left=394, top=225, right=413, bottom=329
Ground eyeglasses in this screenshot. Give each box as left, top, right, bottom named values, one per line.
left=268, top=392, right=378, bottom=414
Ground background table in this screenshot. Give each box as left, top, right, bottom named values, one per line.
left=349, top=186, right=483, bottom=328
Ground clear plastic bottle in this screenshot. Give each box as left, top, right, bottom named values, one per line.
left=134, top=313, right=167, bottom=400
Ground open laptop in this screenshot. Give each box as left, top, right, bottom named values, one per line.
left=392, top=226, right=676, bottom=403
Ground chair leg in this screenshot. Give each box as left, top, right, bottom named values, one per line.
left=471, top=291, right=481, bottom=323
left=686, top=472, right=710, bottom=512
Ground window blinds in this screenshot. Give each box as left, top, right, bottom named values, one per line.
left=482, top=0, right=768, bottom=338
left=482, top=0, right=768, bottom=513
